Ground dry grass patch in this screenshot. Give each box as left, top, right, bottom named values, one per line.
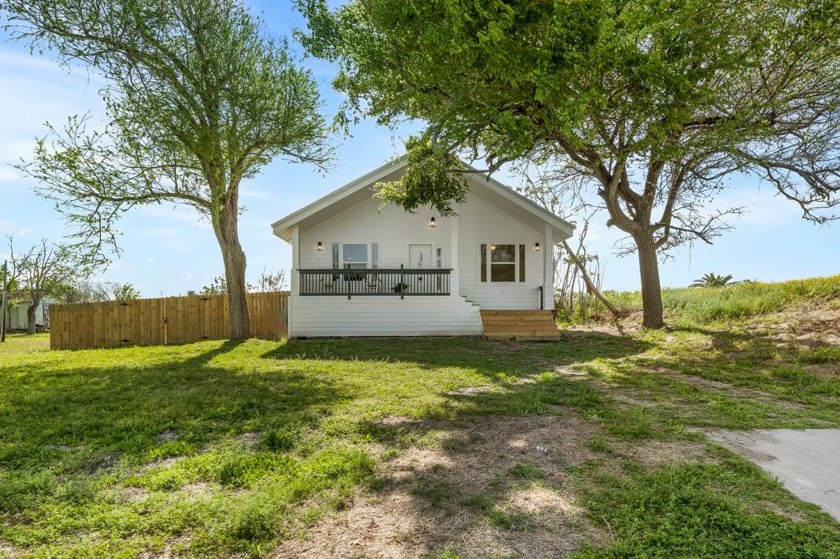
left=273, top=413, right=608, bottom=559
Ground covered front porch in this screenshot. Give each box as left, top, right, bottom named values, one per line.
left=298, top=267, right=452, bottom=298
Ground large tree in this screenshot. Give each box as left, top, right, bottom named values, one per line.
left=5, top=0, right=331, bottom=338
left=299, top=0, right=840, bottom=328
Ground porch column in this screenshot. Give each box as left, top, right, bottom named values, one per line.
left=289, top=224, right=299, bottom=339
left=291, top=224, right=300, bottom=297
left=449, top=214, right=459, bottom=295
left=544, top=223, right=554, bottom=310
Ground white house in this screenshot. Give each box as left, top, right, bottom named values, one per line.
left=271, top=159, right=574, bottom=339
left=7, top=299, right=51, bottom=331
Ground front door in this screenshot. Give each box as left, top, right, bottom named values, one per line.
left=408, top=244, right=433, bottom=293
left=409, top=244, right=433, bottom=269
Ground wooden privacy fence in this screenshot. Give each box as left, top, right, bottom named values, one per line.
left=50, top=292, right=288, bottom=350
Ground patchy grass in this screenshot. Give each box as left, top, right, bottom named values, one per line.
left=573, top=456, right=840, bottom=558
left=2, top=288, right=840, bottom=559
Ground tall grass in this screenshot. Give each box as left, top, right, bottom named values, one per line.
left=605, top=274, right=840, bottom=324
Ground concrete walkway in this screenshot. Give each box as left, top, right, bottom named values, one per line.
left=705, top=429, right=840, bottom=521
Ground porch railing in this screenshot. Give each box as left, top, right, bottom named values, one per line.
left=298, top=266, right=451, bottom=299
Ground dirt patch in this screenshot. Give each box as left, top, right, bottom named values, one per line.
left=273, top=413, right=608, bottom=559
left=804, top=363, right=840, bottom=378
left=379, top=416, right=422, bottom=427
left=155, top=430, right=180, bottom=443
left=120, top=487, right=150, bottom=503
left=445, top=385, right=494, bottom=396
left=180, top=482, right=215, bottom=500
left=137, top=536, right=192, bottom=559
left=82, top=451, right=123, bottom=475
left=750, top=306, right=840, bottom=349
left=0, top=543, right=22, bottom=559
left=142, top=456, right=184, bottom=472
left=43, top=444, right=75, bottom=452
left=617, top=439, right=712, bottom=468
left=235, top=432, right=260, bottom=448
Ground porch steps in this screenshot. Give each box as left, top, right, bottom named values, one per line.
left=480, top=310, right=560, bottom=341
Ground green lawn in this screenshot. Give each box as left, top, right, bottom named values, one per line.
left=1, top=308, right=839, bottom=558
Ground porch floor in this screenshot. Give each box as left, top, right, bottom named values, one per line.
left=480, top=310, right=560, bottom=341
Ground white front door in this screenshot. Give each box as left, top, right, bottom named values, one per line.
left=409, top=244, right=433, bottom=269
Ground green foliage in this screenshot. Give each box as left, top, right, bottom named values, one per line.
left=300, top=0, right=840, bottom=328
left=573, top=462, right=840, bottom=558
left=607, top=274, right=840, bottom=324
left=5, top=0, right=329, bottom=337
left=112, top=283, right=141, bottom=301
left=690, top=273, right=736, bottom=288
left=374, top=135, right=469, bottom=215
left=261, top=428, right=296, bottom=453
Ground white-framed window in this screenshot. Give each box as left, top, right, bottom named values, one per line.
left=331, top=242, right=380, bottom=270
left=480, top=243, right=526, bottom=283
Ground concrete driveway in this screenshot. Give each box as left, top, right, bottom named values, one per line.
left=705, top=429, right=840, bottom=521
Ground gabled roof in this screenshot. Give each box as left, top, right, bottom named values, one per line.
left=271, top=158, right=575, bottom=241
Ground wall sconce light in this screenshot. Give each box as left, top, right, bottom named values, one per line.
left=534, top=242, right=541, bottom=252
left=429, top=217, right=436, bottom=228
left=316, top=241, right=323, bottom=252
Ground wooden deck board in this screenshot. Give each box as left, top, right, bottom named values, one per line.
left=480, top=310, right=560, bottom=340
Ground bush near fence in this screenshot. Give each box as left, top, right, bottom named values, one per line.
left=49, top=292, right=288, bottom=350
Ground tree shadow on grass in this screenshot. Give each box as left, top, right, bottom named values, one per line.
left=0, top=339, right=344, bottom=475
left=263, top=332, right=653, bottom=379
left=269, top=331, right=840, bottom=558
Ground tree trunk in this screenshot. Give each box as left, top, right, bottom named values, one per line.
left=214, top=199, right=250, bottom=339
left=561, top=240, right=621, bottom=318
left=633, top=230, right=665, bottom=329
left=26, top=298, right=40, bottom=335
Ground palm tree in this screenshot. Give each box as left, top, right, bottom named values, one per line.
left=690, top=273, right=735, bottom=288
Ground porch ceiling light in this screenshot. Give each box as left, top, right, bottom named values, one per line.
left=429, top=217, right=436, bottom=228
left=316, top=241, right=323, bottom=251
left=534, top=242, right=541, bottom=252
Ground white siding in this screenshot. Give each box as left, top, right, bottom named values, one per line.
left=288, top=186, right=553, bottom=335
left=298, top=195, right=451, bottom=271
left=7, top=302, right=49, bottom=330
left=290, top=295, right=482, bottom=337
left=457, top=192, right=547, bottom=310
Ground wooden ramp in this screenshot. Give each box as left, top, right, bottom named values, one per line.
left=480, top=310, right=560, bottom=341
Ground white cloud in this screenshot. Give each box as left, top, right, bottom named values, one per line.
left=0, top=167, right=19, bottom=183
left=240, top=187, right=277, bottom=201
left=107, top=261, right=138, bottom=272
left=145, top=227, right=182, bottom=239
left=135, top=204, right=211, bottom=229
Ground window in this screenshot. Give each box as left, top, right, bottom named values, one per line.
left=480, top=243, right=525, bottom=283
left=332, top=243, right=380, bottom=280
left=343, top=243, right=368, bottom=270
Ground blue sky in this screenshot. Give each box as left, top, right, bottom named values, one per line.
left=1, top=2, right=837, bottom=296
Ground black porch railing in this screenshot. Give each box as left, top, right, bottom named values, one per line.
left=298, top=266, right=451, bottom=299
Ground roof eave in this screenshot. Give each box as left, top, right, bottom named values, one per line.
left=270, top=157, right=409, bottom=237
